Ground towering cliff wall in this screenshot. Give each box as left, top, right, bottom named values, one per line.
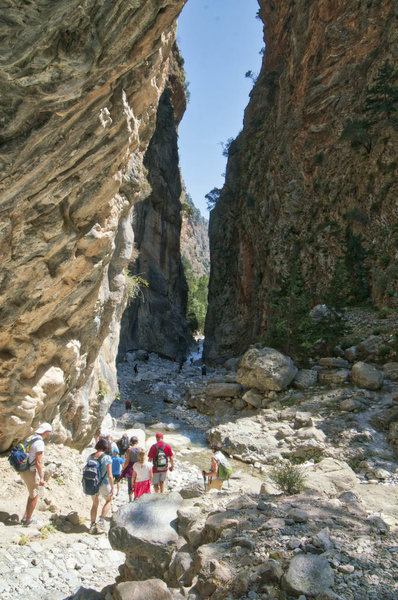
left=205, top=0, right=398, bottom=362
left=0, top=0, right=186, bottom=451
left=118, top=47, right=192, bottom=360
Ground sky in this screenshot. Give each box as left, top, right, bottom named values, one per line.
left=177, top=0, right=264, bottom=217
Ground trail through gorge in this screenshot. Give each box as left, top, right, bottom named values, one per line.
left=0, top=351, right=260, bottom=600
left=0, top=340, right=398, bottom=599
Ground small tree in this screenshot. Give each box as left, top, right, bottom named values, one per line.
left=364, top=59, right=398, bottom=123
left=340, top=120, right=372, bottom=153
left=205, top=187, right=221, bottom=211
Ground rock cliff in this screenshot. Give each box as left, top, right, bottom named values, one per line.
left=0, top=0, right=186, bottom=451
left=118, top=48, right=192, bottom=360
left=204, top=0, right=398, bottom=362
left=180, top=191, right=210, bottom=279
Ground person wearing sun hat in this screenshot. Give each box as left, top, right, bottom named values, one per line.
left=20, top=422, right=52, bottom=526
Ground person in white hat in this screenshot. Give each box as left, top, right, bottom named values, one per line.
left=20, top=422, right=52, bottom=526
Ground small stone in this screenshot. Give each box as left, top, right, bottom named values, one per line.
left=287, top=508, right=309, bottom=523
left=338, top=564, right=355, bottom=574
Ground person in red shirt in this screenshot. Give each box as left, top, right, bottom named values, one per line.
left=148, top=432, right=174, bottom=493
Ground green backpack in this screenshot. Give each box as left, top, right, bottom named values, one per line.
left=218, top=461, right=232, bottom=480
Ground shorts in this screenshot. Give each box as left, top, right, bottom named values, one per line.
left=96, top=483, right=113, bottom=498
left=152, top=471, right=167, bottom=485
left=113, top=474, right=121, bottom=483
left=20, top=469, right=40, bottom=499
left=206, top=477, right=224, bottom=492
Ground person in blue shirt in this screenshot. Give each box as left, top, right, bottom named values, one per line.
left=112, top=449, right=124, bottom=497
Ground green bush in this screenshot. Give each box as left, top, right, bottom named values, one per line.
left=269, top=461, right=306, bottom=495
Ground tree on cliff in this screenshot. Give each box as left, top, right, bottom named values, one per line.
left=364, top=59, right=398, bottom=124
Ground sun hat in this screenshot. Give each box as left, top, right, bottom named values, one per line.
left=35, top=423, right=53, bottom=435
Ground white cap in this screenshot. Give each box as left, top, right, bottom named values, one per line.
left=35, top=422, right=53, bottom=435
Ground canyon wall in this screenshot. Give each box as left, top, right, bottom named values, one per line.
left=118, top=47, right=192, bottom=360
left=205, top=0, right=398, bottom=362
left=0, top=0, right=186, bottom=451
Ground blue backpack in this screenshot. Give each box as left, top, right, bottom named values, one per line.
left=8, top=435, right=40, bottom=472
left=82, top=454, right=105, bottom=495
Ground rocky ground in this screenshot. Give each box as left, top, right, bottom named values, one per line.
left=0, top=313, right=397, bottom=599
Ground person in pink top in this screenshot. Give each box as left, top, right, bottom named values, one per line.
left=132, top=449, right=153, bottom=498
left=148, top=432, right=174, bottom=493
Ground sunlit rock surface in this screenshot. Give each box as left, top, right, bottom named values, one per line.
left=204, top=0, right=397, bottom=362
left=0, top=0, right=186, bottom=450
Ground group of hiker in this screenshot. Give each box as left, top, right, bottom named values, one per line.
left=10, top=421, right=231, bottom=533
left=83, top=431, right=174, bottom=533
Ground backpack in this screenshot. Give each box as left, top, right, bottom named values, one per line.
left=117, top=435, right=129, bottom=455
left=82, top=454, right=105, bottom=495
left=217, top=456, right=232, bottom=480
left=153, top=443, right=168, bottom=471
left=8, top=435, right=40, bottom=472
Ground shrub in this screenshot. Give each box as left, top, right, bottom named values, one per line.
left=269, top=461, right=306, bottom=495
left=40, top=525, right=55, bottom=540
left=378, top=344, right=391, bottom=358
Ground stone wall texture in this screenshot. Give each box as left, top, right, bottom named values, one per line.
left=118, top=47, right=192, bottom=360
left=204, top=0, right=398, bottom=362
left=0, top=0, right=186, bottom=450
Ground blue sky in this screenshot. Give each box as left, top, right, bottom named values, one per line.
left=177, top=0, right=264, bottom=217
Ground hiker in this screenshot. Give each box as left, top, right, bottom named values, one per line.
left=121, top=436, right=141, bottom=502
left=178, top=359, right=184, bottom=373
left=134, top=363, right=139, bottom=375
left=125, top=399, right=132, bottom=412
left=117, top=433, right=130, bottom=457
left=201, top=365, right=207, bottom=377
left=148, top=432, right=174, bottom=493
left=107, top=435, right=118, bottom=455
left=132, top=448, right=153, bottom=498
left=19, top=422, right=52, bottom=526
left=203, top=442, right=231, bottom=492
left=87, top=438, right=113, bottom=533
left=112, top=449, right=124, bottom=496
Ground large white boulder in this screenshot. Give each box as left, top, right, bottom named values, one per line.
left=351, top=361, right=384, bottom=390
left=236, top=348, right=298, bottom=392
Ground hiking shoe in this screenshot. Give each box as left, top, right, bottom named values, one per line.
left=21, top=514, right=28, bottom=523
left=23, top=518, right=37, bottom=527
left=96, top=518, right=106, bottom=533
left=89, top=522, right=97, bottom=534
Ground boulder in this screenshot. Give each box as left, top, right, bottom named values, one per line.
left=203, top=510, right=240, bottom=543
left=356, top=336, right=383, bottom=360
left=109, top=492, right=183, bottom=583
left=293, top=369, right=318, bottom=390
left=242, top=389, right=263, bottom=408
left=282, top=554, right=334, bottom=596
left=382, top=362, right=398, bottom=381
left=179, top=481, right=205, bottom=499
left=113, top=580, right=173, bottom=600
left=304, top=458, right=358, bottom=496
left=318, top=369, right=350, bottom=385
left=319, top=357, right=349, bottom=369
left=177, top=504, right=202, bottom=537
left=344, top=346, right=357, bottom=362
left=351, top=362, right=384, bottom=390
left=205, top=382, right=243, bottom=398
left=236, top=347, right=298, bottom=392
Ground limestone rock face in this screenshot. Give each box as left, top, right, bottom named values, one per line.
left=0, top=0, right=186, bottom=450
left=118, top=64, right=191, bottom=360
left=204, top=0, right=397, bottom=362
